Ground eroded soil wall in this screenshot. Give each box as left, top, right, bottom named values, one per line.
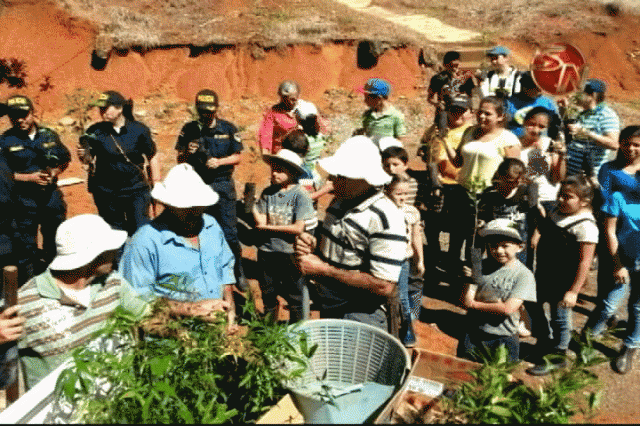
left=0, top=1, right=423, bottom=114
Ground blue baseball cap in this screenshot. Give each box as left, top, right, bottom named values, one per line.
left=359, top=78, right=390, bottom=97
left=584, top=79, right=607, bottom=93
left=487, top=46, right=510, bottom=57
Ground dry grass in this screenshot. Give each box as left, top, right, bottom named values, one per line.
left=52, top=0, right=640, bottom=50
left=103, top=7, right=160, bottom=49
left=372, top=0, right=621, bottom=41
left=55, top=0, right=432, bottom=49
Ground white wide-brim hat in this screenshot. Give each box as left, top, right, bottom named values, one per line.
left=318, top=135, right=391, bottom=186
left=263, top=149, right=305, bottom=177
left=479, top=218, right=523, bottom=242
left=49, top=214, right=128, bottom=271
left=151, top=163, right=219, bottom=208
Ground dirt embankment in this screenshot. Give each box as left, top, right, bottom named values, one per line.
left=0, top=2, right=424, bottom=111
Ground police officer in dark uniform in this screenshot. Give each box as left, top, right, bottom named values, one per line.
left=0, top=104, right=16, bottom=276
left=175, top=89, right=247, bottom=288
left=78, top=91, right=160, bottom=235
left=0, top=95, right=70, bottom=280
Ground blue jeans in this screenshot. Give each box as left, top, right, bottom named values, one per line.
left=528, top=296, right=573, bottom=352
left=591, top=270, right=640, bottom=348
left=398, top=261, right=416, bottom=345
left=459, top=330, right=520, bottom=363
left=551, top=301, right=573, bottom=351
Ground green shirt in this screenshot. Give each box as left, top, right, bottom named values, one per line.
left=17, top=270, right=148, bottom=389
left=362, top=105, right=406, bottom=140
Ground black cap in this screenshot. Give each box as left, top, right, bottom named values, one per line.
left=195, top=89, right=218, bottom=112
left=5, top=95, right=33, bottom=113
left=90, top=91, right=127, bottom=108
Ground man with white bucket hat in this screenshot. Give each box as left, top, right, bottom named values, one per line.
left=16, top=214, right=149, bottom=389
left=119, top=164, right=236, bottom=326
left=294, top=135, right=408, bottom=331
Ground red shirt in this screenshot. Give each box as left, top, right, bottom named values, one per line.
left=257, top=103, right=298, bottom=154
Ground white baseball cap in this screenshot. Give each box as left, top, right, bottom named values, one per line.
left=317, top=135, right=391, bottom=186
left=479, top=218, right=523, bottom=242
left=49, top=214, right=128, bottom=271
left=151, top=163, right=219, bottom=208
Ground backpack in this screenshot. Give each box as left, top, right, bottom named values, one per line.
left=535, top=211, right=595, bottom=297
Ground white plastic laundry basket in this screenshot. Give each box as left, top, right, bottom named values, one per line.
left=284, top=319, right=411, bottom=424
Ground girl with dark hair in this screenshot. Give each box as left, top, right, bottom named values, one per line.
left=447, top=96, right=521, bottom=192
left=527, top=175, right=598, bottom=376
left=77, top=91, right=160, bottom=235
left=588, top=126, right=640, bottom=374
left=439, top=96, right=521, bottom=273
left=519, top=107, right=565, bottom=207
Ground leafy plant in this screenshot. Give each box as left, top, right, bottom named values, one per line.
left=65, top=88, right=99, bottom=133
left=467, top=175, right=488, bottom=248
left=52, top=295, right=309, bottom=423
left=0, top=57, right=27, bottom=88
left=430, top=340, right=607, bottom=424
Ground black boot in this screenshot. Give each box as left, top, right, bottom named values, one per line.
left=614, top=346, right=638, bottom=374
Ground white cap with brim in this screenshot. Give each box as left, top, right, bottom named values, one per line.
left=263, top=149, right=306, bottom=177
left=318, top=135, right=391, bottom=186
left=49, top=214, right=128, bottom=271
left=479, top=218, right=523, bottom=242
left=151, top=163, right=219, bottom=208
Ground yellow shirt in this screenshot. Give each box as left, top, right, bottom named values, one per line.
left=457, top=127, right=520, bottom=193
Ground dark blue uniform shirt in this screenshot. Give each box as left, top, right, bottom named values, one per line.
left=175, top=119, right=243, bottom=183
left=82, top=120, right=156, bottom=194
left=0, top=126, right=70, bottom=206
left=0, top=153, right=14, bottom=257
left=0, top=126, right=70, bottom=176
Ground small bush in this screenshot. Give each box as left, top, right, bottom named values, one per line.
left=0, top=58, right=27, bottom=88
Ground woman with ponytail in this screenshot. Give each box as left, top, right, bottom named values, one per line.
left=77, top=91, right=160, bottom=235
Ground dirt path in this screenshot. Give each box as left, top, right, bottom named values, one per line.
left=332, top=0, right=481, bottom=43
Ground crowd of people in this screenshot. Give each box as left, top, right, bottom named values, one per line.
left=0, top=44, right=639, bottom=394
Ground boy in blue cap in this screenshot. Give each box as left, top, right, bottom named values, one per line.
left=356, top=78, right=407, bottom=146
left=479, top=46, right=522, bottom=99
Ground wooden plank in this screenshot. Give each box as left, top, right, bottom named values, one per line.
left=3, top=266, right=19, bottom=404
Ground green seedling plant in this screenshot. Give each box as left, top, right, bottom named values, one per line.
left=53, top=294, right=310, bottom=423
left=435, top=337, right=607, bottom=424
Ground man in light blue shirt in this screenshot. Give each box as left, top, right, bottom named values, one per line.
left=565, top=79, right=620, bottom=180
left=119, top=164, right=235, bottom=324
